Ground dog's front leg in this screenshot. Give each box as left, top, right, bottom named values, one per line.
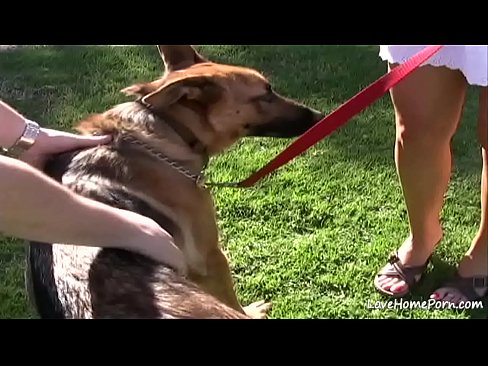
left=184, top=206, right=244, bottom=312
left=197, top=246, right=245, bottom=312
left=187, top=198, right=271, bottom=319
left=198, top=247, right=271, bottom=319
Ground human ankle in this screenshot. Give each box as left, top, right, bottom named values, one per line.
left=458, top=257, right=488, bottom=277
left=398, top=233, right=440, bottom=265
left=411, top=220, right=443, bottom=243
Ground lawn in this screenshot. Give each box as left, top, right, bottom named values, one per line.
left=0, top=45, right=486, bottom=319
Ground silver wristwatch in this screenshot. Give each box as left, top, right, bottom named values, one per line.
left=2, top=119, right=41, bottom=158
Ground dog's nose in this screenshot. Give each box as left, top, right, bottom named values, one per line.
left=311, top=109, right=325, bottom=123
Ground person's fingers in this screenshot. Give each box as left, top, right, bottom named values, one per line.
left=150, top=234, right=188, bottom=275
left=28, top=128, right=112, bottom=157
left=167, top=248, right=188, bottom=276
left=74, top=134, right=112, bottom=144
left=56, top=133, right=112, bottom=150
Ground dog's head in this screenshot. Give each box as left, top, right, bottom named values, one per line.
left=120, top=45, right=324, bottom=154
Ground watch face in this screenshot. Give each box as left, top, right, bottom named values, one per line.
left=22, top=121, right=41, bottom=145
left=7, top=120, right=40, bottom=158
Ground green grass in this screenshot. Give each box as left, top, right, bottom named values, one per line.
left=0, top=45, right=486, bottom=319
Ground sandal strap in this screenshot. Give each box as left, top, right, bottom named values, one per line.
left=472, top=276, right=488, bottom=290
left=377, top=251, right=430, bottom=288
left=441, top=275, right=488, bottom=300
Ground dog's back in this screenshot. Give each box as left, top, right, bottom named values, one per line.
left=26, top=146, right=247, bottom=319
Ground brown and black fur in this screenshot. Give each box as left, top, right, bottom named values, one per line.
left=25, top=45, right=324, bottom=319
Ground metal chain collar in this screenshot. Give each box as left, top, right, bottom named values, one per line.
left=120, top=134, right=207, bottom=188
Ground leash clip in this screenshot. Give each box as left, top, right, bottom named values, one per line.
left=195, top=172, right=241, bottom=189
left=196, top=174, right=208, bottom=188
left=203, top=181, right=241, bottom=189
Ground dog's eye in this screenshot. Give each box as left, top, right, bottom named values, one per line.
left=259, top=84, right=274, bottom=103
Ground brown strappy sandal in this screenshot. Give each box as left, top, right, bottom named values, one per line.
left=432, top=274, right=488, bottom=303
left=374, top=251, right=432, bottom=298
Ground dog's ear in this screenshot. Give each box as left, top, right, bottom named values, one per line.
left=157, top=45, right=208, bottom=72
left=140, top=75, right=222, bottom=110
left=121, top=83, right=151, bottom=97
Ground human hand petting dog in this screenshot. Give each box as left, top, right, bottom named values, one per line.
left=1, top=100, right=187, bottom=274
left=19, top=127, right=112, bottom=169
left=19, top=128, right=188, bottom=274
left=0, top=101, right=109, bottom=169
left=121, top=210, right=188, bottom=276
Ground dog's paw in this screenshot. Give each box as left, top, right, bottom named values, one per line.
left=243, top=300, right=272, bottom=319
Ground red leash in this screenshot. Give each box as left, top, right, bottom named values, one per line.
left=208, top=45, right=444, bottom=189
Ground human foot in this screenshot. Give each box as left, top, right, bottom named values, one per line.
left=430, top=275, right=487, bottom=305
left=374, top=231, right=442, bottom=297
left=431, top=245, right=488, bottom=304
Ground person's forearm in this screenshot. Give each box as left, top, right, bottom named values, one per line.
left=0, top=100, right=27, bottom=148
left=0, top=155, right=152, bottom=248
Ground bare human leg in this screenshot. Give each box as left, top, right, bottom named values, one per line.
left=375, top=64, right=468, bottom=297
left=431, top=87, right=488, bottom=304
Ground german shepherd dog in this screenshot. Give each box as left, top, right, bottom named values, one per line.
left=25, top=45, right=324, bottom=319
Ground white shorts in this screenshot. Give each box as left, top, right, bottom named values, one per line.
left=379, top=45, right=488, bottom=87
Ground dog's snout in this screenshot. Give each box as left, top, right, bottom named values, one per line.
left=247, top=104, right=326, bottom=139
left=311, top=109, right=325, bottom=123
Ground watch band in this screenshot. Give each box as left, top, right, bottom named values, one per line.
left=3, top=119, right=41, bottom=158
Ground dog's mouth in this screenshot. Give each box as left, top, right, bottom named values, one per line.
left=247, top=108, right=325, bottom=139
